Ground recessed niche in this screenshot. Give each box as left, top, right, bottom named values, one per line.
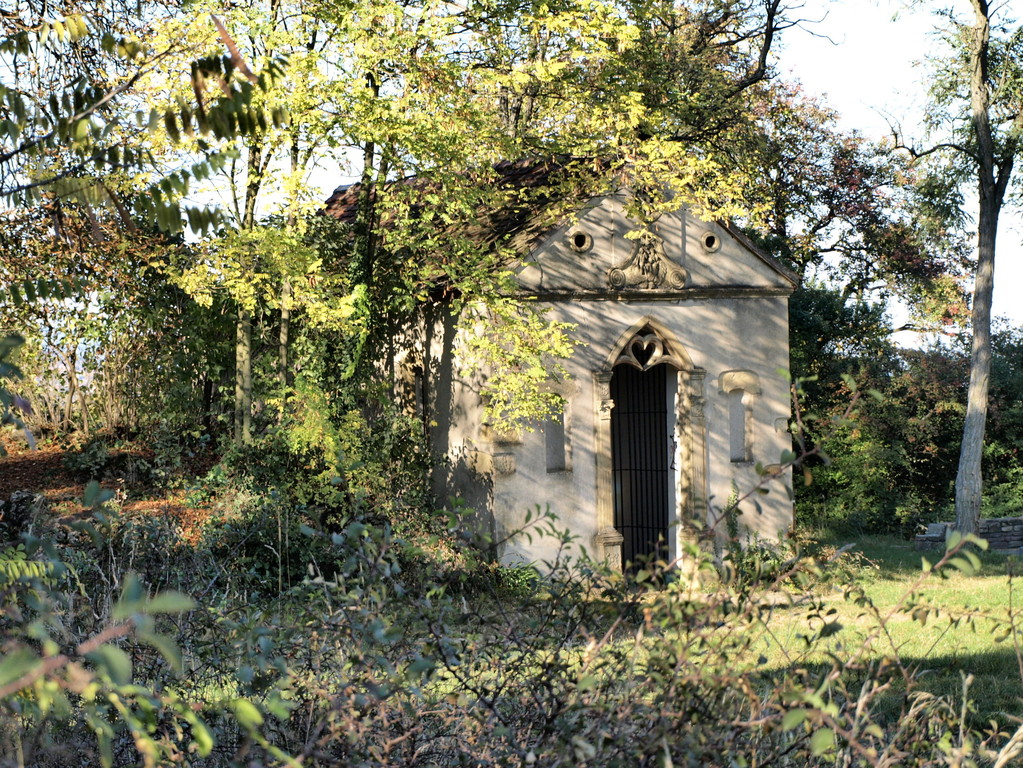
left=568, top=230, right=593, bottom=253
left=700, top=230, right=721, bottom=253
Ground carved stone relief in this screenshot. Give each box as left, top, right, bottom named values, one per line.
left=493, top=453, right=516, bottom=476
left=595, top=526, right=624, bottom=572
left=615, top=330, right=689, bottom=371
left=595, top=371, right=614, bottom=421
left=718, top=370, right=761, bottom=396
left=607, top=234, right=688, bottom=290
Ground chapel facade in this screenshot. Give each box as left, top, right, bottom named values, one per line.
left=438, top=190, right=797, bottom=568
left=325, top=167, right=797, bottom=569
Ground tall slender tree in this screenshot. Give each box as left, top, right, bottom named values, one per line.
left=913, top=1, right=1023, bottom=534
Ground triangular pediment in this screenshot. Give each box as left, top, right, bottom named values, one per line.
left=515, top=193, right=796, bottom=297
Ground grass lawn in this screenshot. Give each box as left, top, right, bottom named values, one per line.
left=756, top=534, right=1023, bottom=726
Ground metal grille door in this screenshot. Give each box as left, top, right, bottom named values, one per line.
left=611, top=363, right=670, bottom=568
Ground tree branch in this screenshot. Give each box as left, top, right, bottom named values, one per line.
left=0, top=621, right=133, bottom=700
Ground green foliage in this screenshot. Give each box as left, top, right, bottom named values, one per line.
left=7, top=455, right=1023, bottom=766
left=0, top=278, right=82, bottom=308
left=0, top=537, right=215, bottom=767
left=717, top=487, right=795, bottom=594
left=0, top=3, right=286, bottom=233
left=62, top=436, right=111, bottom=479
left=173, top=224, right=320, bottom=311
left=459, top=298, right=577, bottom=428
left=0, top=544, right=56, bottom=586
left=743, top=81, right=968, bottom=324
left=0, top=214, right=237, bottom=439
left=788, top=284, right=896, bottom=398
left=200, top=493, right=330, bottom=594
left=0, top=333, right=32, bottom=451
left=126, top=421, right=194, bottom=489
left=213, top=430, right=340, bottom=509
left=794, top=319, right=1023, bottom=536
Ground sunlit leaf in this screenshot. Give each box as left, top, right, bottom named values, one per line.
left=810, top=727, right=835, bottom=755
left=86, top=644, right=132, bottom=686
left=232, top=698, right=264, bottom=730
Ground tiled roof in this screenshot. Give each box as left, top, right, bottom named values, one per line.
left=321, top=157, right=607, bottom=254
left=321, top=158, right=798, bottom=287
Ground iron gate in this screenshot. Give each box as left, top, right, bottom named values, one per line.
left=610, top=363, right=670, bottom=567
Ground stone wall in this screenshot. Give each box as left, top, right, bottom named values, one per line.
left=915, top=517, right=1023, bottom=554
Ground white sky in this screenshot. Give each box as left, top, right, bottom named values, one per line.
left=778, top=0, right=1023, bottom=328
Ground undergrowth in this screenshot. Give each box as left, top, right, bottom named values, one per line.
left=4, top=484, right=1023, bottom=767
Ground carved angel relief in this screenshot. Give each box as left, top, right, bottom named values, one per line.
left=607, top=234, right=688, bottom=290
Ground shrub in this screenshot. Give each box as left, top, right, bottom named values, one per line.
left=61, top=435, right=111, bottom=479
left=7, top=481, right=1023, bottom=766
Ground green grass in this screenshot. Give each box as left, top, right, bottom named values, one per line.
left=755, top=534, right=1023, bottom=725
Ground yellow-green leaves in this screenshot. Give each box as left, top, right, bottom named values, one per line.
left=114, top=574, right=195, bottom=621
left=459, top=298, right=577, bottom=429
left=809, top=727, right=836, bottom=756
left=173, top=225, right=318, bottom=312
left=231, top=697, right=264, bottom=730
left=40, top=14, right=90, bottom=46
left=85, top=644, right=132, bottom=687
left=0, top=648, right=42, bottom=692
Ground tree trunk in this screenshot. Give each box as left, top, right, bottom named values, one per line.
left=62, top=347, right=77, bottom=434
left=953, top=0, right=1015, bottom=534
left=232, top=143, right=263, bottom=446
left=234, top=306, right=252, bottom=445
left=279, top=277, right=291, bottom=390
left=954, top=200, right=997, bottom=534
left=77, top=374, right=91, bottom=435
left=355, top=72, right=380, bottom=288
left=279, top=137, right=300, bottom=393
left=201, top=376, right=215, bottom=435
left=63, top=376, right=76, bottom=434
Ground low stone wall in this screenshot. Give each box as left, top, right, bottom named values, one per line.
left=914, top=517, right=1023, bottom=554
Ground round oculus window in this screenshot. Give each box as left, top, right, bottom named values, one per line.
left=700, top=230, right=721, bottom=253
left=568, top=230, right=593, bottom=253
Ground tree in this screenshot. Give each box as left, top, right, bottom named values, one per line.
left=155, top=0, right=800, bottom=447
left=0, top=3, right=285, bottom=445
left=733, top=81, right=965, bottom=438
left=911, top=1, right=1023, bottom=534
left=740, top=81, right=968, bottom=324
left=142, top=1, right=361, bottom=445
left=0, top=2, right=275, bottom=233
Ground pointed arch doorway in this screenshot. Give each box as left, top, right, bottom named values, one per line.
left=594, top=321, right=708, bottom=571
left=611, top=361, right=672, bottom=566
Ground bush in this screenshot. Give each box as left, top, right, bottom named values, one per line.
left=793, top=326, right=1023, bottom=536
left=61, top=435, right=111, bottom=479
left=6, top=480, right=1023, bottom=766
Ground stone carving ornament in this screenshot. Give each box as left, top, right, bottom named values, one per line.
left=607, top=233, right=688, bottom=290
left=615, top=331, right=688, bottom=371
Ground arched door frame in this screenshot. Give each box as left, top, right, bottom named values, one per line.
left=593, top=317, right=707, bottom=570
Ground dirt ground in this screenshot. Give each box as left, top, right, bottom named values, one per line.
left=0, top=433, right=213, bottom=543
left=0, top=434, right=84, bottom=502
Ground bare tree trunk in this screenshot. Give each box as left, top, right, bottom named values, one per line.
left=234, top=306, right=252, bottom=445
left=77, top=374, right=90, bottom=435
left=63, top=376, right=76, bottom=433
left=60, top=346, right=77, bottom=434
left=279, top=137, right=299, bottom=393
left=955, top=205, right=996, bottom=535
left=232, top=143, right=263, bottom=446
left=279, top=278, right=291, bottom=389
left=954, top=0, right=1016, bottom=534
left=355, top=73, right=380, bottom=288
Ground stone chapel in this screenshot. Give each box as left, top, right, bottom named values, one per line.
left=325, top=160, right=797, bottom=569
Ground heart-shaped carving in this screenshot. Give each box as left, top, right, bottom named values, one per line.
left=630, top=335, right=662, bottom=367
